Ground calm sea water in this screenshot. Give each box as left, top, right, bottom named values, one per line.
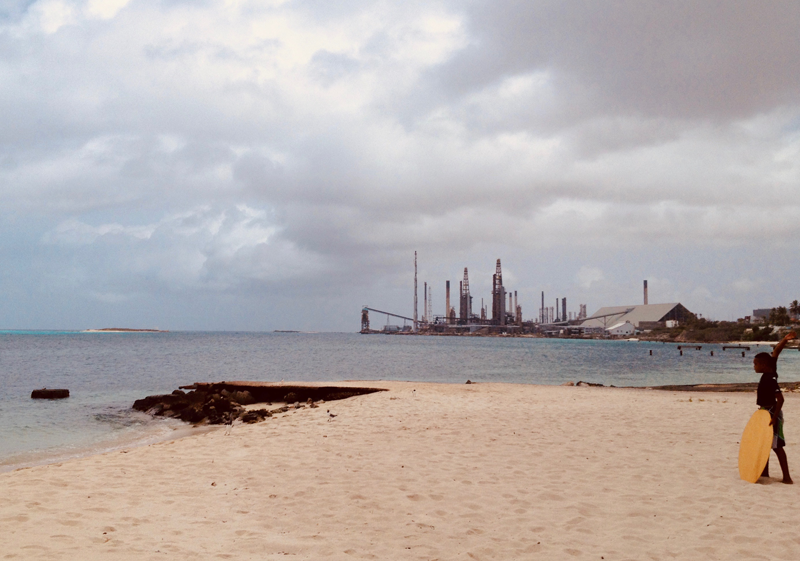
left=1, top=331, right=797, bottom=470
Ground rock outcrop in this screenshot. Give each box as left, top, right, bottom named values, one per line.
left=133, top=383, right=385, bottom=425
left=31, top=388, right=70, bottom=399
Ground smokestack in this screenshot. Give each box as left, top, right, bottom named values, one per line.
left=562, top=298, right=567, bottom=323
left=541, top=291, right=545, bottom=323
left=459, top=281, right=463, bottom=321
left=460, top=268, right=471, bottom=322
left=413, top=252, right=418, bottom=331
left=423, top=282, right=427, bottom=323
left=445, top=281, right=450, bottom=324
left=492, top=259, right=504, bottom=323
left=644, top=280, right=648, bottom=305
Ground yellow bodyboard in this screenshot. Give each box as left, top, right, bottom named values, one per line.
left=738, top=409, right=773, bottom=483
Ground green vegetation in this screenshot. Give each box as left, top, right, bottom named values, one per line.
left=681, top=320, right=752, bottom=343
left=645, top=321, right=774, bottom=342
left=769, top=306, right=790, bottom=326
left=640, top=299, right=798, bottom=343
left=763, top=300, right=800, bottom=327
left=745, top=325, right=778, bottom=341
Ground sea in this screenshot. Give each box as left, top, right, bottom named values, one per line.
left=2, top=331, right=798, bottom=471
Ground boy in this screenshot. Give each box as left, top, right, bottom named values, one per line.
left=755, top=331, right=797, bottom=483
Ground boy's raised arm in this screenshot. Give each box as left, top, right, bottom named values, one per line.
left=772, top=331, right=798, bottom=359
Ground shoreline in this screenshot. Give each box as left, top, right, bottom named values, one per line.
left=3, top=380, right=799, bottom=559
left=5, top=378, right=796, bottom=474
left=360, top=330, right=797, bottom=347
left=0, top=417, right=218, bottom=474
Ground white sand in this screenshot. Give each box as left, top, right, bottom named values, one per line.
left=3, top=381, right=800, bottom=560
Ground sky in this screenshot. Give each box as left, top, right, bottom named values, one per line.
left=1, top=0, right=799, bottom=331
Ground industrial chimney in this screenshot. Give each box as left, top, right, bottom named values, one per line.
left=423, top=282, right=427, bottom=323
left=643, top=280, right=648, bottom=305
left=460, top=268, right=471, bottom=322
left=414, top=252, right=418, bottom=331
left=445, top=281, right=451, bottom=324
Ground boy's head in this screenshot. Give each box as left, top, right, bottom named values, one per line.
left=754, top=352, right=776, bottom=373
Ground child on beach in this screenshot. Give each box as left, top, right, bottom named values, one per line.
left=755, top=331, right=797, bottom=483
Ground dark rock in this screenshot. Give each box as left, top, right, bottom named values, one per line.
left=133, top=391, right=193, bottom=413
left=146, top=404, right=164, bottom=415
left=231, top=390, right=255, bottom=405
left=239, top=409, right=272, bottom=424
left=179, top=404, right=207, bottom=423
left=465, top=380, right=472, bottom=384
left=31, top=388, right=70, bottom=399
left=133, top=395, right=169, bottom=411
left=133, top=383, right=387, bottom=425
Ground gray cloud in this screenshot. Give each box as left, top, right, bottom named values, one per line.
left=0, top=0, right=798, bottom=329
left=429, top=1, right=800, bottom=121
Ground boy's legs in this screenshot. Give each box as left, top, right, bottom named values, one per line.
left=775, top=448, right=793, bottom=484
left=763, top=449, right=793, bottom=483
left=762, top=410, right=784, bottom=479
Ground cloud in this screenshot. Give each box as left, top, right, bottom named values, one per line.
left=732, top=278, right=760, bottom=293
left=85, top=0, right=130, bottom=20
left=40, top=205, right=326, bottom=294
left=428, top=1, right=800, bottom=122
left=1, top=0, right=799, bottom=328
left=576, top=267, right=603, bottom=289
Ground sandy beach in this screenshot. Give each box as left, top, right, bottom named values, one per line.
left=3, top=381, right=800, bottom=560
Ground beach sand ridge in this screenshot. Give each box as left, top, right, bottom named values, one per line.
left=2, top=381, right=799, bottom=560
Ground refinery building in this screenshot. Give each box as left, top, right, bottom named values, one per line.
left=361, top=257, right=693, bottom=337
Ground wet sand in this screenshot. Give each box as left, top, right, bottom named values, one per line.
left=2, top=381, right=800, bottom=560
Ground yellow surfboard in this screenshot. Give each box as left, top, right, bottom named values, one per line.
left=738, top=409, right=773, bottom=483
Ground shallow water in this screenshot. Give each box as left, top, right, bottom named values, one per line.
left=1, top=331, right=797, bottom=467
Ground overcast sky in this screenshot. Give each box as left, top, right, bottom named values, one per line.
left=1, top=0, right=799, bottom=331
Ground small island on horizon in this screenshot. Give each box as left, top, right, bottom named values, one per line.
left=83, top=328, right=168, bottom=333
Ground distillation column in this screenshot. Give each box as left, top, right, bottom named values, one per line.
left=446, top=281, right=451, bottom=324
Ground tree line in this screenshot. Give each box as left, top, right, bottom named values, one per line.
left=767, top=300, right=800, bottom=326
